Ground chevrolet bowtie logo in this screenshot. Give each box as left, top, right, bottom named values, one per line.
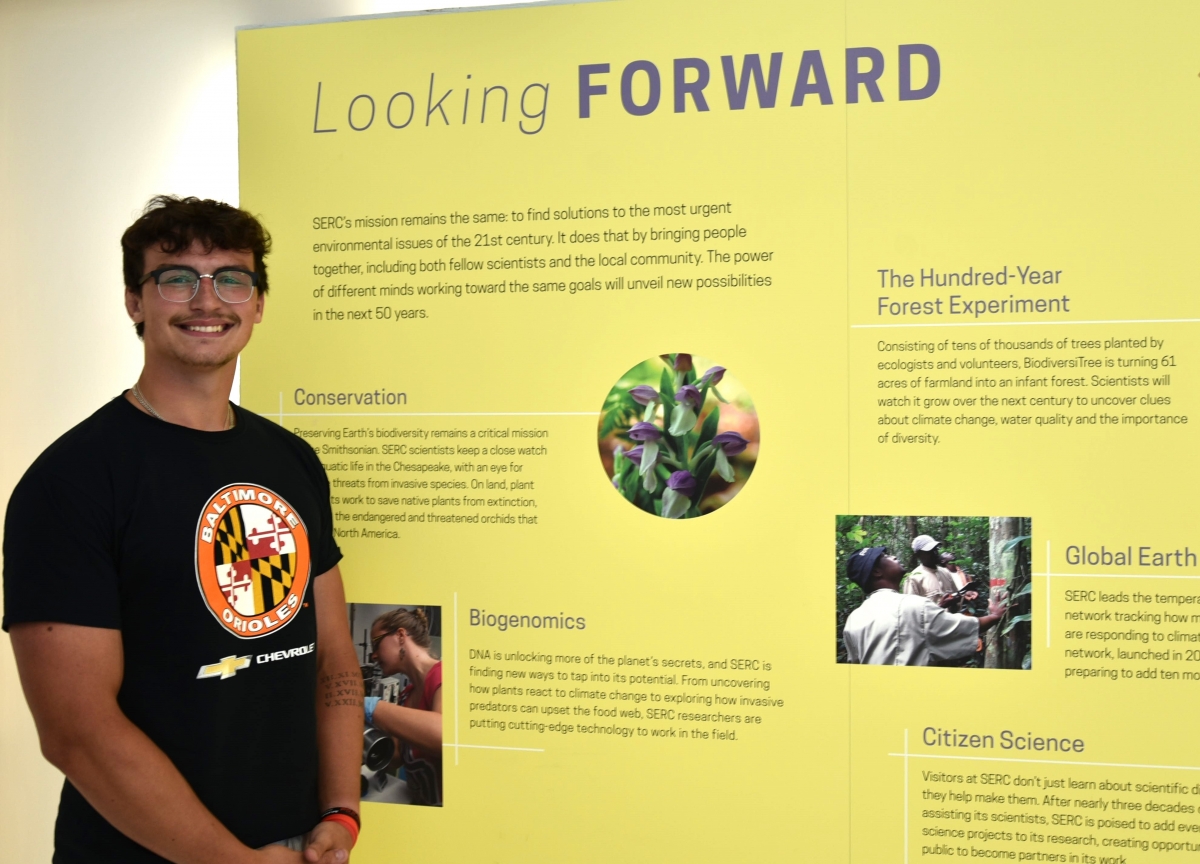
left=197, top=655, right=251, bottom=680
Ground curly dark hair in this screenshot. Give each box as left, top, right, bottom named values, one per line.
left=121, top=196, right=272, bottom=336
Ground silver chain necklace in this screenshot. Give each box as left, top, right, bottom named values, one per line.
left=131, top=382, right=235, bottom=430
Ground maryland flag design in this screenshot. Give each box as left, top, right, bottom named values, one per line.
left=195, top=484, right=311, bottom=639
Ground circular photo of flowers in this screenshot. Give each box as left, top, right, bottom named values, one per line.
left=598, top=354, right=759, bottom=519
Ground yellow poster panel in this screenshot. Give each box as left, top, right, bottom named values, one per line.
left=238, top=2, right=1200, bottom=861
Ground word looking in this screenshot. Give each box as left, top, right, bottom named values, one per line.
left=313, top=74, right=550, bottom=136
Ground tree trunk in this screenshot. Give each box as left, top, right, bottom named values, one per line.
left=984, top=517, right=1020, bottom=668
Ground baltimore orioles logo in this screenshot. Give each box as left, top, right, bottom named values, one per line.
left=195, top=483, right=311, bottom=639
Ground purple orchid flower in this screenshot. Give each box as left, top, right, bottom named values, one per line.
left=667, top=470, right=697, bottom=496
left=629, top=385, right=659, bottom=406
left=673, top=353, right=693, bottom=372
left=712, top=431, right=749, bottom=455
left=675, top=384, right=702, bottom=411
left=628, top=422, right=663, bottom=442
left=625, top=445, right=644, bottom=466
left=701, top=366, right=726, bottom=386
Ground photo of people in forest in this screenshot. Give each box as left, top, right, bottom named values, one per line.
left=835, top=516, right=1033, bottom=669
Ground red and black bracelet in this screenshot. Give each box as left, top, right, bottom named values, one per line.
left=319, top=807, right=361, bottom=846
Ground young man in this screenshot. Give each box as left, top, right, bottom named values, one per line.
left=843, top=546, right=1006, bottom=666
left=3, top=197, right=363, bottom=864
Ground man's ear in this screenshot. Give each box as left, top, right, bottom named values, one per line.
left=125, top=289, right=144, bottom=325
left=253, top=290, right=265, bottom=324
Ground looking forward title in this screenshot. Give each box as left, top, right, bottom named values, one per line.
left=311, top=44, right=941, bottom=136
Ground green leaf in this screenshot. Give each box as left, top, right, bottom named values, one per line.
left=1002, top=535, right=1032, bottom=554
left=659, top=368, right=675, bottom=406
left=1010, top=581, right=1033, bottom=599
left=692, top=451, right=717, bottom=506
left=621, top=469, right=639, bottom=502
left=1001, top=612, right=1033, bottom=635
left=697, top=405, right=720, bottom=449
left=599, top=409, right=619, bottom=439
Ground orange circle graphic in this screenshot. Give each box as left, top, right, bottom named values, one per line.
left=194, top=483, right=312, bottom=639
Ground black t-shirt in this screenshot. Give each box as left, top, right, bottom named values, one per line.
left=3, top=396, right=342, bottom=862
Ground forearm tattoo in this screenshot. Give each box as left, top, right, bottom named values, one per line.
left=320, top=670, right=364, bottom=709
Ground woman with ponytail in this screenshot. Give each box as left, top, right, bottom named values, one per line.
left=365, top=607, right=442, bottom=806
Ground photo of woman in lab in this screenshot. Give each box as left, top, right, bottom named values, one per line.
left=357, top=605, right=443, bottom=807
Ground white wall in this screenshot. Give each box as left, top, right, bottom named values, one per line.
left=0, top=0, right=498, bottom=857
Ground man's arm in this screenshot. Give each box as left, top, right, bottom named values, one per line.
left=372, top=687, right=443, bottom=752
left=303, top=566, right=363, bottom=864
left=9, top=622, right=299, bottom=864
left=924, top=598, right=1009, bottom=661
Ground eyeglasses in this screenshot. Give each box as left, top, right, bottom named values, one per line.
left=370, top=629, right=397, bottom=656
left=141, top=266, right=259, bottom=304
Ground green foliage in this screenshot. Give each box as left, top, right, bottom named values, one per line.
left=993, top=525, right=1033, bottom=669
left=1001, top=613, right=1033, bottom=636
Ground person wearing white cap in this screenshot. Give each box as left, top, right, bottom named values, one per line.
left=904, top=534, right=958, bottom=603
left=842, top=547, right=1006, bottom=665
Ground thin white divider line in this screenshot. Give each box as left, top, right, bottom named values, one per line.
left=887, top=752, right=1200, bottom=772
left=903, top=729, right=909, bottom=864
left=1032, top=571, right=1200, bottom=581
left=444, top=743, right=545, bottom=753
left=269, top=411, right=597, bottom=418
left=851, top=317, right=1200, bottom=330
left=453, top=591, right=459, bottom=767
left=1045, top=541, right=1051, bottom=649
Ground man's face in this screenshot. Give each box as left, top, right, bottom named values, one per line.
left=125, top=240, right=264, bottom=370
left=916, top=545, right=941, bottom=567
left=876, top=554, right=905, bottom=583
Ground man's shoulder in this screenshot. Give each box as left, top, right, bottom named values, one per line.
left=16, top=397, right=132, bottom=486
left=905, top=567, right=929, bottom=588
left=885, top=589, right=937, bottom=616
left=235, top=407, right=324, bottom=469
left=855, top=589, right=903, bottom=611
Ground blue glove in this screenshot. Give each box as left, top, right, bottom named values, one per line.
left=364, top=696, right=381, bottom=726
